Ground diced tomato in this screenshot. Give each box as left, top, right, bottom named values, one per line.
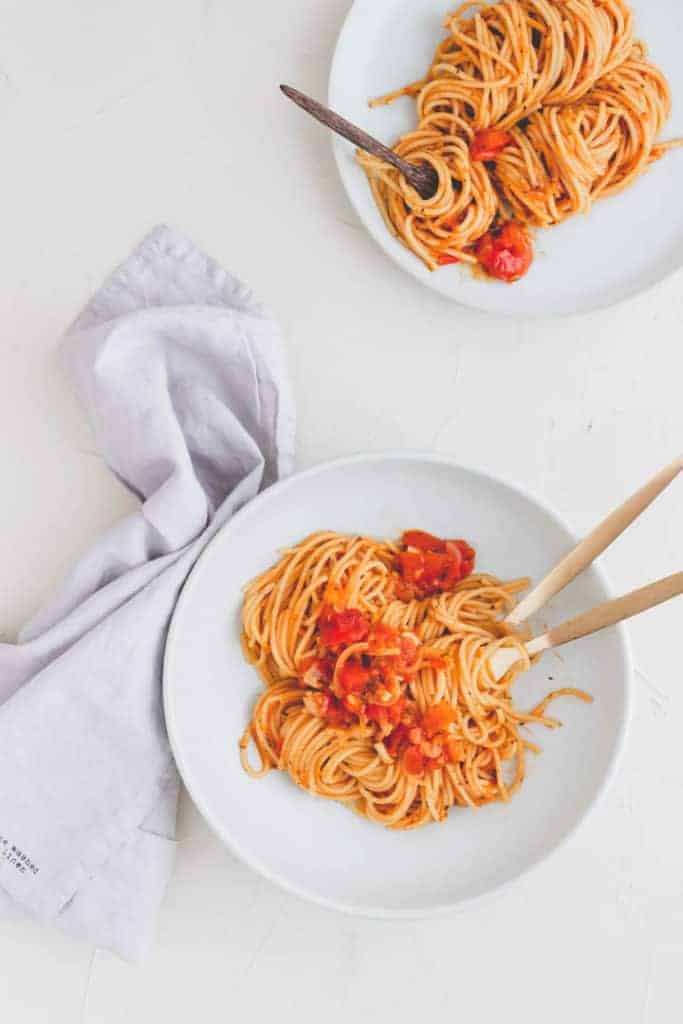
left=476, top=221, right=533, bottom=283
left=422, top=551, right=469, bottom=590
left=318, top=604, right=370, bottom=648
left=402, top=530, right=446, bottom=552
left=369, top=683, right=393, bottom=705
left=421, top=700, right=457, bottom=736
left=324, top=696, right=354, bottom=728
left=403, top=745, right=426, bottom=776
left=322, top=654, right=337, bottom=678
left=422, top=551, right=450, bottom=585
left=342, top=692, right=363, bottom=714
left=422, top=551, right=445, bottom=576
left=445, top=737, right=465, bottom=763
left=449, top=539, right=475, bottom=577
left=393, top=578, right=416, bottom=602
left=365, top=703, right=386, bottom=727
left=387, top=698, right=405, bottom=725
left=338, top=658, right=371, bottom=694
left=437, top=253, right=460, bottom=266
left=398, top=550, right=425, bottom=585
left=397, top=532, right=476, bottom=595
left=300, top=654, right=335, bottom=688
left=453, top=539, right=475, bottom=561
left=367, top=622, right=399, bottom=654
left=421, top=738, right=443, bottom=759
left=395, top=636, right=419, bottom=675
left=385, top=723, right=409, bottom=757
left=444, top=541, right=463, bottom=574
left=470, top=128, right=513, bottom=161
left=366, top=696, right=403, bottom=731
left=401, top=701, right=419, bottom=726
left=374, top=659, right=399, bottom=695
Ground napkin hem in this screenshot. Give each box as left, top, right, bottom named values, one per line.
left=0, top=760, right=176, bottom=920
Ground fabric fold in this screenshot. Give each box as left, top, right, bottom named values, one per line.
left=0, top=225, right=295, bottom=960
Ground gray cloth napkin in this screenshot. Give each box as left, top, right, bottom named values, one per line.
left=0, top=225, right=295, bottom=961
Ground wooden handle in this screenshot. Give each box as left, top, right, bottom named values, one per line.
left=279, top=84, right=437, bottom=198
left=527, top=571, right=683, bottom=654
left=506, top=456, right=683, bottom=625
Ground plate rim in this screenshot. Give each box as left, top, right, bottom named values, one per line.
left=327, top=0, right=683, bottom=319
left=163, top=450, right=634, bottom=918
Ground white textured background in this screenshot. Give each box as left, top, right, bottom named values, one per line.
left=0, top=1, right=681, bottom=1021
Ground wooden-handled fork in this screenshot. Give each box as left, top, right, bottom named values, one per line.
left=489, top=457, right=683, bottom=680
left=280, top=84, right=438, bottom=199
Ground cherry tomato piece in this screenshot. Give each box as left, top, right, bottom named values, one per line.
left=402, top=530, right=446, bottom=552
left=476, top=222, right=533, bottom=283
left=403, top=745, right=426, bottom=776
left=446, top=737, right=465, bottom=763
left=470, top=128, right=513, bottom=161
left=385, top=723, right=410, bottom=757
left=421, top=700, right=457, bottom=737
left=395, top=636, right=419, bottom=676
left=318, top=605, right=370, bottom=647
left=338, top=658, right=371, bottom=693
left=367, top=622, right=400, bottom=654
left=398, top=550, right=425, bottom=585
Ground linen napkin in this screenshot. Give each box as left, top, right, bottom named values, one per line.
left=0, top=225, right=295, bottom=961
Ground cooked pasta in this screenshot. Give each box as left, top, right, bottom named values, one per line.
left=358, top=0, right=682, bottom=280
left=239, top=529, right=591, bottom=830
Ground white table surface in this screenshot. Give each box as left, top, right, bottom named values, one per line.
left=0, top=1, right=681, bottom=1021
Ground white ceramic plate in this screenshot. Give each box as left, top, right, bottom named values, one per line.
left=328, top=0, right=683, bottom=316
left=164, top=453, right=632, bottom=916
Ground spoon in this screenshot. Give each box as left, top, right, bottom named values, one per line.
left=280, top=84, right=438, bottom=200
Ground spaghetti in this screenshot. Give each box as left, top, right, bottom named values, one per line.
left=239, top=529, right=591, bottom=830
left=358, top=0, right=682, bottom=279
